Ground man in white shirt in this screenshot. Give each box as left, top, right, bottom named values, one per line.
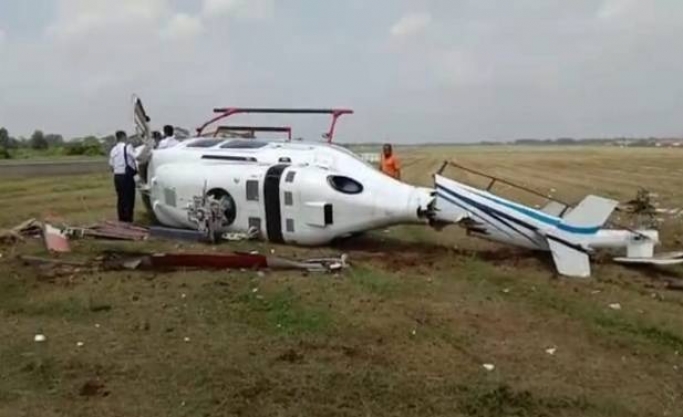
left=157, top=125, right=179, bottom=150
left=109, top=131, right=138, bottom=222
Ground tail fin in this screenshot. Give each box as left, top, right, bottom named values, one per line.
left=561, top=195, right=618, bottom=230
left=132, top=95, right=154, bottom=165
left=133, top=95, right=151, bottom=139
left=547, top=237, right=591, bottom=278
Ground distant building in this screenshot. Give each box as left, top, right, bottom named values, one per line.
left=360, top=153, right=380, bottom=163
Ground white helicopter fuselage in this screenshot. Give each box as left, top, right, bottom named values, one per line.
left=138, top=138, right=434, bottom=245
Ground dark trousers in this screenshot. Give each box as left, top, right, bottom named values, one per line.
left=114, top=174, right=136, bottom=223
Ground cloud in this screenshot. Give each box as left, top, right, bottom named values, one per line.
left=202, top=0, right=273, bottom=19
left=390, top=12, right=432, bottom=38
left=597, top=0, right=640, bottom=20
left=46, top=0, right=169, bottom=40
left=161, top=13, right=204, bottom=40
left=2, top=1, right=683, bottom=142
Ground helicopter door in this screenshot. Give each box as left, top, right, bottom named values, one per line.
left=279, top=168, right=300, bottom=239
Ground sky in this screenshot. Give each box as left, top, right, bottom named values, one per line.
left=0, top=0, right=682, bottom=143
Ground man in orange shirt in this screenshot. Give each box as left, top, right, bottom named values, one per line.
left=380, top=143, right=401, bottom=180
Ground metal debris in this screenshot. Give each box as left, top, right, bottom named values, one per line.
left=19, top=255, right=88, bottom=267
left=44, top=223, right=71, bottom=253
left=482, top=364, right=495, bottom=371
left=34, top=334, right=46, bottom=343
left=609, top=303, right=622, bottom=311
left=149, top=226, right=208, bottom=243
left=69, top=221, right=149, bottom=241
left=0, top=218, right=42, bottom=243
left=222, top=227, right=260, bottom=242
left=545, top=346, right=557, bottom=355
left=101, top=250, right=349, bottom=273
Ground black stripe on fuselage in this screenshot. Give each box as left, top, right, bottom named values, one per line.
left=264, top=164, right=288, bottom=243
left=437, top=185, right=538, bottom=246
left=437, top=184, right=589, bottom=254
left=436, top=190, right=516, bottom=240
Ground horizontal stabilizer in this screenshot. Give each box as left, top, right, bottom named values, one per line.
left=562, top=195, right=618, bottom=229
left=614, top=251, right=683, bottom=266
left=547, top=238, right=591, bottom=278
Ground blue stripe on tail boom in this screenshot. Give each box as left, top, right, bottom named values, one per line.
left=436, top=182, right=600, bottom=235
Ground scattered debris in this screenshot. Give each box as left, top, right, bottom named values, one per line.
left=18, top=255, right=90, bottom=279
left=71, top=221, right=148, bottom=241
left=609, top=303, right=622, bottom=311
left=101, top=250, right=349, bottom=273
left=43, top=223, right=71, bottom=253
left=149, top=226, right=208, bottom=243
left=1, top=218, right=42, bottom=244
left=482, top=363, right=495, bottom=371
left=502, top=288, right=511, bottom=294
left=34, top=334, right=46, bottom=343
left=411, top=329, right=417, bottom=336
left=545, top=347, right=557, bottom=355
left=76, top=341, right=84, bottom=347
left=19, top=255, right=87, bottom=267
left=222, top=227, right=260, bottom=242
left=184, top=337, right=190, bottom=343
left=618, top=188, right=683, bottom=226
left=591, top=290, right=601, bottom=295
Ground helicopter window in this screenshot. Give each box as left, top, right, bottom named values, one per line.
left=286, top=219, right=295, bottom=233
left=279, top=157, right=292, bottom=163
left=220, top=140, right=269, bottom=149
left=164, top=188, right=177, bottom=207
left=246, top=180, right=259, bottom=201
left=201, top=155, right=257, bottom=162
left=284, top=192, right=293, bottom=206
left=327, top=176, right=363, bottom=195
left=186, top=139, right=223, bottom=148
left=285, top=171, right=296, bottom=183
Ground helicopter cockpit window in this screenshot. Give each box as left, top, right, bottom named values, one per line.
left=220, top=140, right=269, bottom=149
left=327, top=176, right=364, bottom=195
left=186, top=139, right=223, bottom=148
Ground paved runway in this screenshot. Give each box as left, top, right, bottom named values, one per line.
left=0, top=159, right=108, bottom=178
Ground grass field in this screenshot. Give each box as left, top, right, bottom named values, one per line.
left=1, top=146, right=683, bottom=417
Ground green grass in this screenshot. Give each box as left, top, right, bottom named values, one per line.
left=236, top=287, right=335, bottom=335
left=1, top=146, right=683, bottom=416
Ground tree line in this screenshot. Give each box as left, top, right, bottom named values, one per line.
left=0, top=127, right=119, bottom=159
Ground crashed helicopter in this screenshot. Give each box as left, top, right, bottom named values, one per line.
left=132, top=97, right=436, bottom=246
left=131, top=96, right=683, bottom=278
